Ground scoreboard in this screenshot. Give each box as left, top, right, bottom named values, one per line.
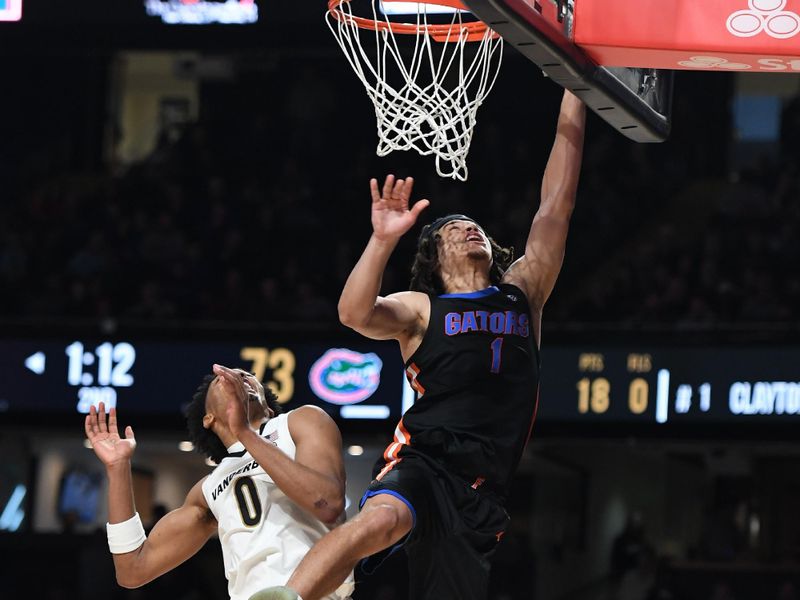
left=0, top=337, right=412, bottom=424
left=1, top=336, right=798, bottom=434
left=541, top=346, right=799, bottom=425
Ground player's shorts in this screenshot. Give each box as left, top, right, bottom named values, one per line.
left=358, top=454, right=510, bottom=600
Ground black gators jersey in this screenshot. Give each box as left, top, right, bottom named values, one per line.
left=375, top=283, right=541, bottom=500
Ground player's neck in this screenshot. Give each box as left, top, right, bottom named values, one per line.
left=251, top=416, right=269, bottom=429
left=215, top=418, right=269, bottom=449
left=439, top=267, right=492, bottom=295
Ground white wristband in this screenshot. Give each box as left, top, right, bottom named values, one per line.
left=106, top=512, right=147, bottom=554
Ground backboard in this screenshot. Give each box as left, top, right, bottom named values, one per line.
left=462, top=0, right=674, bottom=142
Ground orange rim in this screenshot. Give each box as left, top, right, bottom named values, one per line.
left=327, top=0, right=497, bottom=43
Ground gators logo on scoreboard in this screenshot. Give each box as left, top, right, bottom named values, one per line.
left=0, top=0, right=23, bottom=22
left=309, top=348, right=383, bottom=405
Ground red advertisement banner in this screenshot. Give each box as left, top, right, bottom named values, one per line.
left=574, top=0, right=800, bottom=71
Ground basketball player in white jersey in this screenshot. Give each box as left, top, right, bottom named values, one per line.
left=84, top=363, right=354, bottom=600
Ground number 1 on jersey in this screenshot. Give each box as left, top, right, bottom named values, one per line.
left=490, top=337, right=504, bottom=374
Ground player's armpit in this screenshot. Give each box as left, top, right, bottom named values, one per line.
left=113, top=478, right=216, bottom=589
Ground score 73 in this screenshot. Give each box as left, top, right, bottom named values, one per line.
left=239, top=347, right=296, bottom=403
left=577, top=377, right=650, bottom=415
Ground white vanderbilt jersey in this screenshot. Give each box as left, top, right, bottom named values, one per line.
left=201, top=411, right=354, bottom=600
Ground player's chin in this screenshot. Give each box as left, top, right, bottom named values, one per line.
left=466, top=248, right=492, bottom=261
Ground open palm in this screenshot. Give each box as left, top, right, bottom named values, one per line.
left=85, top=403, right=137, bottom=468
left=213, top=363, right=250, bottom=437
left=371, top=175, right=430, bottom=241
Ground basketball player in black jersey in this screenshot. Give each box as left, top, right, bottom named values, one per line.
left=250, top=90, right=585, bottom=600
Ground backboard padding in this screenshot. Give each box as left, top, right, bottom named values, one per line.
left=463, top=0, right=673, bottom=142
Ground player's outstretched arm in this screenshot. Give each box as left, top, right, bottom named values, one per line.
left=85, top=404, right=217, bottom=589
left=505, top=90, right=586, bottom=314
left=214, top=364, right=347, bottom=525
left=338, top=174, right=429, bottom=341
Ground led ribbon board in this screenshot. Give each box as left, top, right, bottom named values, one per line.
left=0, top=0, right=22, bottom=22
left=144, top=0, right=258, bottom=25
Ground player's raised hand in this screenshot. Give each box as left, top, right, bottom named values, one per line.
left=85, top=403, right=136, bottom=468
left=213, top=363, right=250, bottom=436
left=370, top=175, right=430, bottom=242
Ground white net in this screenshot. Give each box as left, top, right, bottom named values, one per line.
left=327, top=1, right=503, bottom=181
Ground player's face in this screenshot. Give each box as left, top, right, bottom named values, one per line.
left=436, top=220, right=492, bottom=266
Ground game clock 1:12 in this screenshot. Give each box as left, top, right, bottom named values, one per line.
left=64, top=341, right=136, bottom=413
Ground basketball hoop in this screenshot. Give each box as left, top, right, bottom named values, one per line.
left=326, top=0, right=503, bottom=181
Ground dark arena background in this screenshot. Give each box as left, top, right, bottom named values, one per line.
left=2, top=2, right=800, bottom=599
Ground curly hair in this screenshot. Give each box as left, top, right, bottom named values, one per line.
left=410, top=216, right=514, bottom=295
left=185, top=374, right=283, bottom=464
